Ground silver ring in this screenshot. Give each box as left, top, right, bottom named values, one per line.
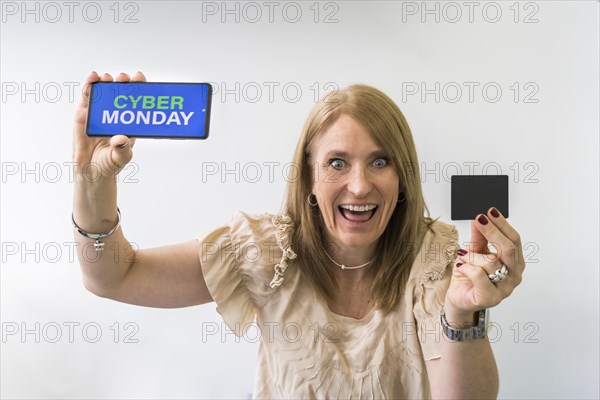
left=489, top=264, right=508, bottom=283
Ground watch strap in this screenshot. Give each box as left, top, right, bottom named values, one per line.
left=440, top=305, right=489, bottom=341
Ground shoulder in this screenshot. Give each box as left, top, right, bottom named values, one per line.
left=227, top=211, right=282, bottom=236
left=225, top=211, right=295, bottom=249
left=226, top=211, right=297, bottom=288
left=425, top=218, right=459, bottom=249
left=196, top=211, right=298, bottom=323
left=412, top=218, right=460, bottom=284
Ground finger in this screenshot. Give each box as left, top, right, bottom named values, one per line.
left=457, top=249, right=499, bottom=269
left=110, top=134, right=129, bottom=148
left=487, top=207, right=521, bottom=245
left=459, top=253, right=522, bottom=289
left=100, top=72, right=113, bottom=82
left=469, top=260, right=519, bottom=300
left=131, top=71, right=147, bottom=82
left=77, top=71, right=101, bottom=111
left=487, top=207, right=525, bottom=266
left=475, top=212, right=524, bottom=274
left=455, top=262, right=502, bottom=308
left=86, top=72, right=113, bottom=108
left=115, top=72, right=130, bottom=82
left=467, top=216, right=489, bottom=254
left=109, top=135, right=134, bottom=168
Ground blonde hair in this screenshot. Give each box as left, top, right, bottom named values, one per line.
left=283, top=84, right=437, bottom=312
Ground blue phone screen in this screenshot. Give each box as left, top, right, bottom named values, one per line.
left=86, top=82, right=212, bottom=139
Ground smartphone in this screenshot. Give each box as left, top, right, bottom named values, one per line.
left=451, top=175, right=509, bottom=220
left=86, top=82, right=212, bottom=139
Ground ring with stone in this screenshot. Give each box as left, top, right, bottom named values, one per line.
left=489, top=264, right=508, bottom=283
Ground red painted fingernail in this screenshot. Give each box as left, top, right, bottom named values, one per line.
left=456, top=262, right=463, bottom=268
left=457, top=249, right=468, bottom=256
left=478, top=214, right=489, bottom=225
left=491, top=208, right=500, bottom=218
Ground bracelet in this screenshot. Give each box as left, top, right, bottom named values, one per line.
left=72, top=208, right=121, bottom=252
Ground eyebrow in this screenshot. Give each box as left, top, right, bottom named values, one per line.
left=323, top=150, right=388, bottom=159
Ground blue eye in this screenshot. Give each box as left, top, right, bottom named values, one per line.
left=330, top=159, right=345, bottom=170
left=373, top=158, right=389, bottom=168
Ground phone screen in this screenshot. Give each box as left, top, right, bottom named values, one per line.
left=451, top=175, right=509, bottom=220
left=86, top=82, right=212, bottom=139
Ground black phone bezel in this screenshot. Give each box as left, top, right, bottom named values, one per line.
left=85, top=81, right=213, bottom=140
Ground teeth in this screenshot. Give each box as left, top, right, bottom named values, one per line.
left=340, top=204, right=377, bottom=212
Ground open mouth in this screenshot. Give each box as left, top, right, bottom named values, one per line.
left=338, top=204, right=378, bottom=223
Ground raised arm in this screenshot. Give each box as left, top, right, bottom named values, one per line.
left=427, top=208, right=525, bottom=399
left=72, top=71, right=213, bottom=308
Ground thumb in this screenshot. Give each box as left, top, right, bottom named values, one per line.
left=109, top=135, right=135, bottom=170
left=467, top=216, right=489, bottom=254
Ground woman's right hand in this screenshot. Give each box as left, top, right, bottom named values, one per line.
left=72, top=71, right=145, bottom=181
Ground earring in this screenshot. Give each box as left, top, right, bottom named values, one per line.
left=397, top=192, right=406, bottom=203
left=307, top=194, right=318, bottom=207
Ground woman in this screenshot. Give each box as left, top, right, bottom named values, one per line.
left=72, top=71, right=525, bottom=399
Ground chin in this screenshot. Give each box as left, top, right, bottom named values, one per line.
left=334, top=232, right=380, bottom=250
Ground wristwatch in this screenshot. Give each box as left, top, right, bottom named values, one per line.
left=440, top=305, right=489, bottom=341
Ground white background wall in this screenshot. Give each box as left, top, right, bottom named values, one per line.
left=1, top=1, right=598, bottom=398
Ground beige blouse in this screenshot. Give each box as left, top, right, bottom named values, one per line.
left=196, top=212, right=460, bottom=399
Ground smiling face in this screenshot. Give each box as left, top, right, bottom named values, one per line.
left=308, top=114, right=400, bottom=255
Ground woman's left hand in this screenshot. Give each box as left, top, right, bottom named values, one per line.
left=444, top=207, right=525, bottom=320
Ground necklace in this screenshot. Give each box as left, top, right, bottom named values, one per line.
left=324, top=250, right=375, bottom=270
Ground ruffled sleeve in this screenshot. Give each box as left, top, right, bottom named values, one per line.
left=195, top=212, right=296, bottom=336
left=412, top=220, right=460, bottom=360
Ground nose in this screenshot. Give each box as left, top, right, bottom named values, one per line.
left=346, top=166, right=372, bottom=198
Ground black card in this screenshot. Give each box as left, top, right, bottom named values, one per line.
left=451, top=175, right=509, bottom=220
